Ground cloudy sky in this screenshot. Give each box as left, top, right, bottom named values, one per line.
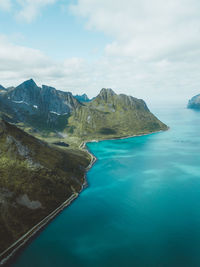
left=0, top=0, right=200, bottom=105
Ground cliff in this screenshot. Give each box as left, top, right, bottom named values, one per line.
left=74, top=93, right=90, bottom=102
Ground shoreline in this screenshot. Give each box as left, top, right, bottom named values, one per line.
left=0, top=128, right=167, bottom=266
left=0, top=194, right=78, bottom=266
left=81, top=128, right=168, bottom=146
left=0, top=139, right=98, bottom=266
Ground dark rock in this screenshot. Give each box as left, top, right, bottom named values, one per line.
left=53, top=141, right=69, bottom=147
left=188, top=94, right=200, bottom=109
left=74, top=93, right=90, bottom=102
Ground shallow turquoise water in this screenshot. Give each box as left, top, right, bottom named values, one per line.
left=12, top=106, right=200, bottom=267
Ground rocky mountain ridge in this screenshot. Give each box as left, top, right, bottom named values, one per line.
left=74, top=93, right=90, bottom=102
left=0, top=79, right=168, bottom=144
left=67, top=88, right=167, bottom=140
left=0, top=79, right=82, bottom=131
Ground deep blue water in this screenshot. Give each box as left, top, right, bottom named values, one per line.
left=12, top=106, right=200, bottom=267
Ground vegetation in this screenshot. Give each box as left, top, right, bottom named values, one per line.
left=66, top=90, right=168, bottom=142
left=0, top=120, right=90, bottom=253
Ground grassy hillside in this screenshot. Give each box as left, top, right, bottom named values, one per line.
left=0, top=120, right=90, bottom=253
left=67, top=90, right=168, bottom=141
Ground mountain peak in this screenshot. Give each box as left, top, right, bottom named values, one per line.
left=74, top=93, right=90, bottom=102
left=0, top=85, right=5, bottom=91
left=19, top=79, right=37, bottom=88
left=99, top=88, right=116, bottom=96
left=96, top=88, right=116, bottom=101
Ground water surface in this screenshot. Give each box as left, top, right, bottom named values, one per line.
left=13, top=106, right=200, bottom=267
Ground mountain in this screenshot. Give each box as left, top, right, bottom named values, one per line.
left=188, top=94, right=200, bottom=109
left=74, top=93, right=90, bottom=102
left=67, top=88, right=168, bottom=140
left=0, top=85, right=6, bottom=92
left=0, top=119, right=90, bottom=255
left=0, top=79, right=81, bottom=131
left=0, top=80, right=168, bottom=144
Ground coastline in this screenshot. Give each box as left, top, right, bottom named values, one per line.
left=0, top=139, right=98, bottom=266
left=0, top=128, right=167, bottom=266
left=0, top=194, right=78, bottom=266
left=81, top=128, right=168, bottom=146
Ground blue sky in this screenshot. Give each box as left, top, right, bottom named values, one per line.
left=0, top=0, right=200, bottom=104
left=0, top=1, right=111, bottom=60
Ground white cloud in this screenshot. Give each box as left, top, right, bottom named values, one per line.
left=0, top=35, right=90, bottom=94
left=0, top=0, right=58, bottom=22
left=68, top=0, right=200, bottom=104
left=70, top=0, right=200, bottom=60
left=0, top=0, right=200, bottom=106
left=0, top=33, right=200, bottom=106
left=0, top=0, right=11, bottom=11
left=16, top=0, right=57, bottom=22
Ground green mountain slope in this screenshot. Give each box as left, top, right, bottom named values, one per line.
left=0, top=120, right=90, bottom=254
left=67, top=89, right=168, bottom=141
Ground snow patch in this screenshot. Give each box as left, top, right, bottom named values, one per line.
left=50, top=111, right=61, bottom=115
left=12, top=100, right=29, bottom=105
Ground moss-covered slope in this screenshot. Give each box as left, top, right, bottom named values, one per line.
left=67, top=89, right=168, bottom=140
left=0, top=120, right=90, bottom=253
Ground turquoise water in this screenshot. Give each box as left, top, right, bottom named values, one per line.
left=12, top=106, right=200, bottom=267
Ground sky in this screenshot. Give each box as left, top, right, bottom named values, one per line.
left=0, top=0, right=200, bottom=105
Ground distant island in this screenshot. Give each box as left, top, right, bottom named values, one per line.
left=188, top=94, right=200, bottom=109
left=0, top=79, right=168, bottom=264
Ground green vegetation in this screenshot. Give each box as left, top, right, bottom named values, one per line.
left=0, top=120, right=90, bottom=253
left=66, top=90, right=168, bottom=142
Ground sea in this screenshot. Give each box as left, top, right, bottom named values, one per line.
left=12, top=105, right=200, bottom=267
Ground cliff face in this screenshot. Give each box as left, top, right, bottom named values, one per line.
left=0, top=119, right=90, bottom=253
left=67, top=88, right=168, bottom=140
left=188, top=94, right=200, bottom=109
left=0, top=79, right=81, bottom=130
left=74, top=93, right=90, bottom=102
left=0, top=85, right=6, bottom=92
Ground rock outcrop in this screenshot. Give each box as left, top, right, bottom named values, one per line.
left=188, top=94, right=200, bottom=109
left=74, top=93, right=90, bottom=102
